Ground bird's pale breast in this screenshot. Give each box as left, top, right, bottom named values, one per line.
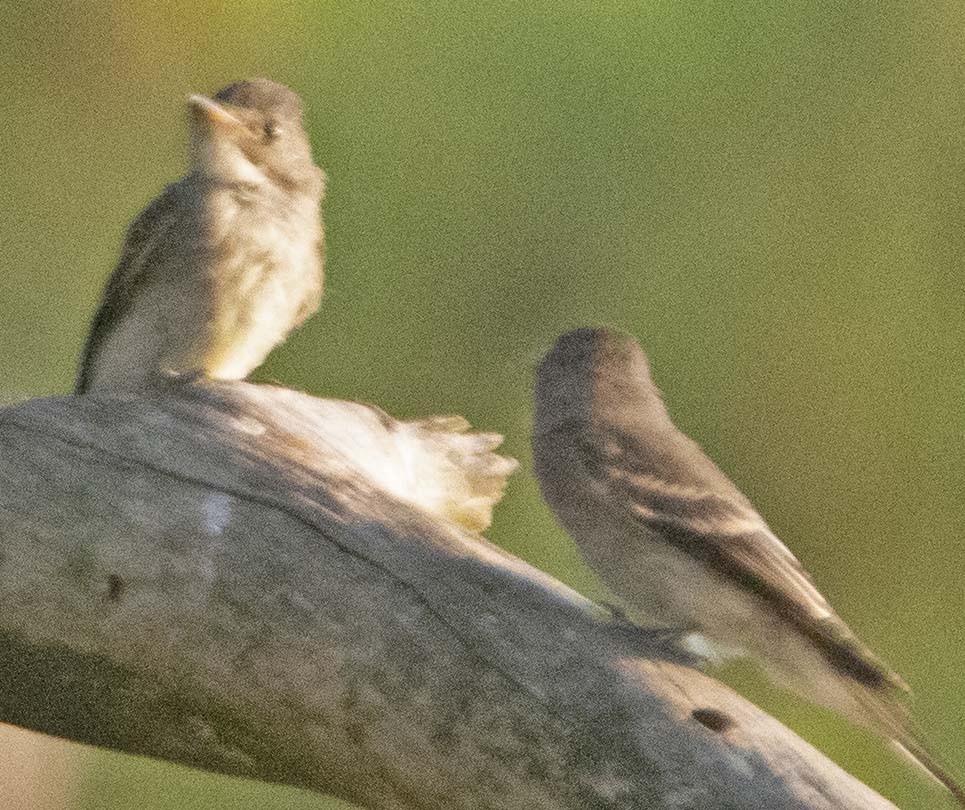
left=199, top=187, right=322, bottom=380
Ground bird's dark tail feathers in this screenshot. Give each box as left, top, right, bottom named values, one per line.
left=891, top=735, right=965, bottom=807
left=857, top=686, right=965, bottom=806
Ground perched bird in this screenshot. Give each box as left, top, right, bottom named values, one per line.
left=533, top=326, right=963, bottom=804
left=76, top=78, right=325, bottom=394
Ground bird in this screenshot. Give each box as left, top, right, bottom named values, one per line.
left=532, top=326, right=963, bottom=804
left=76, top=78, right=325, bottom=394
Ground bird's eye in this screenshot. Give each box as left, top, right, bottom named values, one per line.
left=263, top=120, right=282, bottom=141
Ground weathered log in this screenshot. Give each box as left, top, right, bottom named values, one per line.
left=0, top=382, right=896, bottom=809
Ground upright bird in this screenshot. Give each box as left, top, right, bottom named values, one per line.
left=533, top=326, right=963, bottom=804
left=76, top=78, right=325, bottom=393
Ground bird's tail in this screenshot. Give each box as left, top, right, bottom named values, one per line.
left=891, top=733, right=965, bottom=806
left=855, top=685, right=965, bottom=806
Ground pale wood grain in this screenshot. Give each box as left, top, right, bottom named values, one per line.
left=0, top=381, right=896, bottom=809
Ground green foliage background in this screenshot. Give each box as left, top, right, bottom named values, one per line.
left=1, top=2, right=963, bottom=808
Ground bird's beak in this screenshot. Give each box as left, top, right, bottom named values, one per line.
left=187, top=95, right=243, bottom=132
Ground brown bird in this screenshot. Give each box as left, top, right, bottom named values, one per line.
left=533, top=326, right=963, bottom=805
left=77, top=78, right=325, bottom=393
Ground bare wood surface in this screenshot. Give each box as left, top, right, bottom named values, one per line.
left=0, top=382, right=897, bottom=809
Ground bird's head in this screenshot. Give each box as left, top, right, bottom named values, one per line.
left=534, top=327, right=668, bottom=437
left=188, top=78, right=324, bottom=198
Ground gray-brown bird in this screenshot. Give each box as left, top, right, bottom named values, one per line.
left=76, top=78, right=325, bottom=393
left=533, top=326, right=963, bottom=804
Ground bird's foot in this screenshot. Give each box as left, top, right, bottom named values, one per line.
left=603, top=602, right=699, bottom=642
left=157, top=368, right=211, bottom=388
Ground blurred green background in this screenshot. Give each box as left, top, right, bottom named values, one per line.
left=2, top=1, right=964, bottom=808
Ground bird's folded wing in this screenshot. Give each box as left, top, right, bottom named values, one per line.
left=581, top=429, right=902, bottom=690
left=76, top=183, right=184, bottom=391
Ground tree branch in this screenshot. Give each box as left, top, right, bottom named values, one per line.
left=0, top=382, right=896, bottom=809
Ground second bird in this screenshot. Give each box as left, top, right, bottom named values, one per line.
left=76, top=78, right=325, bottom=394
left=533, top=327, right=963, bottom=804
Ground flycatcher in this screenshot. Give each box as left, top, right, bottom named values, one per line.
left=76, top=78, right=325, bottom=393
left=533, top=327, right=963, bottom=804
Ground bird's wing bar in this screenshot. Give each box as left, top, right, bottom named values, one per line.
left=613, top=462, right=833, bottom=620
left=585, top=430, right=898, bottom=689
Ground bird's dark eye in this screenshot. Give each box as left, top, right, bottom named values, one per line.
left=263, top=120, right=282, bottom=141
